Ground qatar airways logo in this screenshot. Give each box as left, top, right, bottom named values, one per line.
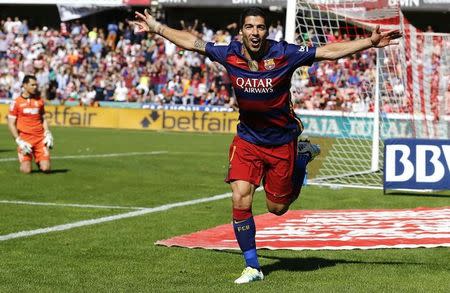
left=235, top=77, right=274, bottom=94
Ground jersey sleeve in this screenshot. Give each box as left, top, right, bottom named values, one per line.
left=8, top=99, right=18, bottom=118
left=205, top=42, right=229, bottom=65
left=285, top=43, right=316, bottom=69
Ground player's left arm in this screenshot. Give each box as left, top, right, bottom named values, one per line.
left=315, top=25, right=402, bottom=61
left=42, top=117, right=50, bottom=133
left=42, top=113, right=54, bottom=149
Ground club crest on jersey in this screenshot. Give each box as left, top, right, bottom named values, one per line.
left=263, top=59, right=275, bottom=70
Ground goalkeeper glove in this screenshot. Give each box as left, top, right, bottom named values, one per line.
left=15, top=137, right=32, bottom=154
left=44, top=130, right=54, bottom=149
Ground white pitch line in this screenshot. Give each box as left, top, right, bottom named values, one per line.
left=0, top=151, right=168, bottom=162
left=0, top=150, right=227, bottom=162
left=0, top=185, right=262, bottom=211
left=51, top=151, right=169, bottom=159
left=0, top=200, right=146, bottom=210
left=0, top=191, right=233, bottom=242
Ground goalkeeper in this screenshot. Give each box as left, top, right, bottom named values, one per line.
left=8, top=75, right=54, bottom=174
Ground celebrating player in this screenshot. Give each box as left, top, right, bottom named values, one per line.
left=130, top=7, right=401, bottom=283
left=8, top=75, right=54, bottom=174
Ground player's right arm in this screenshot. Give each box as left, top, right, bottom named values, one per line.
left=8, top=115, right=32, bottom=154
left=8, top=100, right=20, bottom=141
left=7, top=115, right=19, bottom=141
left=130, top=9, right=207, bottom=55
left=8, top=100, right=32, bottom=154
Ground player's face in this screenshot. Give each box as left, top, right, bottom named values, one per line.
left=241, top=15, right=267, bottom=54
left=24, top=79, right=38, bottom=96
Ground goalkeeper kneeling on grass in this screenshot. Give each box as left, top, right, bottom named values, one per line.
left=8, top=75, right=54, bottom=174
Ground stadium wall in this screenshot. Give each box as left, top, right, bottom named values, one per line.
left=1, top=105, right=449, bottom=137
left=297, top=110, right=450, bottom=139
left=0, top=104, right=239, bottom=133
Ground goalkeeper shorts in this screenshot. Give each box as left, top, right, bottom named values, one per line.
left=17, top=136, right=50, bottom=163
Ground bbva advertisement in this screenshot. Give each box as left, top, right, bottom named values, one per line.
left=384, top=138, right=450, bottom=190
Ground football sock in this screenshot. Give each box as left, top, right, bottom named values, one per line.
left=233, top=208, right=260, bottom=270
left=296, top=153, right=310, bottom=182
left=290, top=153, right=311, bottom=203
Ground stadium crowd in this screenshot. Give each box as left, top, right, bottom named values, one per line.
left=0, top=16, right=448, bottom=114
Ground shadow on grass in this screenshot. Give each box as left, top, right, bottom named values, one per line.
left=385, top=192, right=450, bottom=198
left=214, top=251, right=424, bottom=276
left=0, top=149, right=14, bottom=153
left=30, top=169, right=70, bottom=174
left=259, top=256, right=424, bottom=276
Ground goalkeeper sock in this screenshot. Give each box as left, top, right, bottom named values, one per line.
left=232, top=208, right=260, bottom=270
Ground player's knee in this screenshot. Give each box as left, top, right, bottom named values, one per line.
left=232, top=193, right=252, bottom=210
left=40, top=165, right=51, bottom=173
left=38, top=161, right=51, bottom=173
left=268, top=205, right=289, bottom=216
left=20, top=166, right=32, bottom=174
left=231, top=181, right=254, bottom=209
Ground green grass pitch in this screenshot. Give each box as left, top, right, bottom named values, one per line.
left=0, top=126, right=449, bottom=292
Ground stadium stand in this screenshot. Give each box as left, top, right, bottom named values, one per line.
left=0, top=16, right=448, bottom=113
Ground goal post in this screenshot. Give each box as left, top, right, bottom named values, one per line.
left=286, top=0, right=450, bottom=188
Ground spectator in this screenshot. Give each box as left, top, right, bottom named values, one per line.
left=0, top=33, right=7, bottom=59
left=107, top=22, right=119, bottom=49
left=0, top=15, right=446, bottom=116
left=114, top=81, right=128, bottom=102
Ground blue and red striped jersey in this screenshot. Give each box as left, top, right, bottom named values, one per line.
left=206, top=40, right=316, bottom=146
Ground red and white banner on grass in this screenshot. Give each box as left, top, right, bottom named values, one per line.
left=156, top=207, right=450, bottom=250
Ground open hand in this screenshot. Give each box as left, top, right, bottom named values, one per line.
left=15, top=137, right=32, bottom=154
left=370, top=25, right=402, bottom=48
left=129, top=9, right=161, bottom=34
left=44, top=130, right=54, bottom=149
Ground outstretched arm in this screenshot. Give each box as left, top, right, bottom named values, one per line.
left=129, top=9, right=207, bottom=55
left=315, top=25, right=402, bottom=61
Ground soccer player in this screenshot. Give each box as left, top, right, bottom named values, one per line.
left=8, top=75, right=54, bottom=174
left=130, top=8, right=401, bottom=283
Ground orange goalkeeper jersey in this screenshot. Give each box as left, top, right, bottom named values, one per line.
left=8, top=96, right=45, bottom=138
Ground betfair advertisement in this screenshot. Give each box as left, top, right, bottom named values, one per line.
left=0, top=104, right=239, bottom=133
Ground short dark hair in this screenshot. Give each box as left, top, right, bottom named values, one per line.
left=239, top=7, right=268, bottom=29
left=22, top=75, right=36, bottom=85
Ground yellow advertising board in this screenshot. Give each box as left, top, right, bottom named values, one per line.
left=0, top=104, right=239, bottom=133
left=0, top=104, right=10, bottom=125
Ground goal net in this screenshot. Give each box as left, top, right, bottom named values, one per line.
left=287, top=0, right=450, bottom=188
